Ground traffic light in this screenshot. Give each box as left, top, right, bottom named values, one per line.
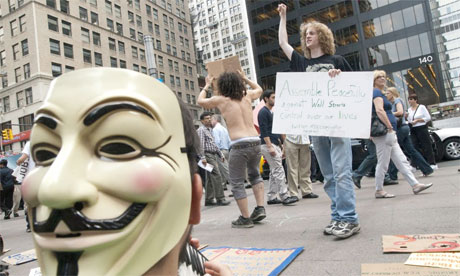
left=1, top=129, right=13, bottom=140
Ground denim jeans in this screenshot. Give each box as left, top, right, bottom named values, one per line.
left=353, top=139, right=376, bottom=180
left=388, top=125, right=433, bottom=179
left=311, top=136, right=358, bottom=224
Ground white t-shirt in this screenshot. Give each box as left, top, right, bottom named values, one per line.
left=407, top=104, right=431, bottom=127
left=22, top=141, right=35, bottom=171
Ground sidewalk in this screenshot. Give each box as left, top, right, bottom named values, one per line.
left=194, top=160, right=460, bottom=275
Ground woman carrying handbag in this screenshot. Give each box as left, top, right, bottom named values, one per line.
left=371, top=70, right=432, bottom=198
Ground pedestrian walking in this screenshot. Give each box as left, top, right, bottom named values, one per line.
left=278, top=3, right=360, bottom=239
left=0, top=159, right=15, bottom=220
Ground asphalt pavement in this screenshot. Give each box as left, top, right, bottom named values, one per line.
left=1, top=160, right=459, bottom=276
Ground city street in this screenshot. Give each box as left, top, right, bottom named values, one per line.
left=1, top=160, right=459, bottom=275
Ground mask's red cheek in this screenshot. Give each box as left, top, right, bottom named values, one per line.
left=134, top=168, right=164, bottom=193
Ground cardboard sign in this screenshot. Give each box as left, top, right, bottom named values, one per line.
left=361, top=263, right=460, bottom=275
left=272, top=72, right=374, bottom=138
left=205, top=56, right=242, bottom=88
left=29, top=267, right=42, bottom=276
left=405, top=252, right=460, bottom=270
left=201, top=246, right=303, bottom=276
left=382, top=234, right=460, bottom=253
left=2, top=249, right=36, bottom=265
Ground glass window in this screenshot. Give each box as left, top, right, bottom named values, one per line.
left=128, top=11, right=134, bottom=23
left=133, top=64, right=139, bottom=72
left=19, top=114, right=34, bottom=132
left=110, top=57, right=117, bottom=67
left=63, top=43, right=73, bottom=58
left=25, top=88, right=33, bottom=104
left=380, top=14, right=393, bottom=34
left=105, top=0, right=112, bottom=14
left=93, top=32, right=101, bottom=46
left=402, top=7, right=416, bottom=27
left=136, top=15, right=142, bottom=27
left=414, top=4, right=425, bottom=24
left=79, top=7, right=88, bottom=21
left=107, top=18, right=114, bottom=31
left=23, top=63, right=30, bottom=79
left=116, top=23, right=123, bottom=35
left=48, top=15, right=58, bottom=31
left=2, top=96, right=10, bottom=112
left=81, top=27, right=90, bottom=43
left=396, top=38, right=410, bottom=61
left=60, top=0, right=69, bottom=13
left=62, top=20, right=71, bottom=36
left=407, top=35, right=421, bottom=58
left=385, top=41, right=399, bottom=63
left=21, top=39, right=29, bottom=56
left=114, top=4, right=121, bottom=18
left=118, top=41, right=125, bottom=53
left=51, top=62, right=62, bottom=77
left=130, top=28, right=136, bottom=39
left=49, top=39, right=60, bottom=55
left=91, top=12, right=99, bottom=25
left=108, top=38, right=116, bottom=51
left=132, top=46, right=138, bottom=58
left=46, top=0, right=56, bottom=8
left=120, top=60, right=126, bottom=68
left=83, top=49, right=92, bottom=63
left=15, top=67, right=22, bottom=83
left=391, top=11, right=404, bottom=31
left=419, top=33, right=430, bottom=55
left=19, top=15, right=26, bottom=32
left=94, top=52, right=103, bottom=66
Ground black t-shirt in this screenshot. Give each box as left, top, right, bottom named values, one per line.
left=290, top=50, right=352, bottom=73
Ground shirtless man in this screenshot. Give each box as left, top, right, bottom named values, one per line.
left=198, top=71, right=265, bottom=228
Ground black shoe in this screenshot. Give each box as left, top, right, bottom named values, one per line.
left=245, top=184, right=252, bottom=189
left=332, top=221, right=360, bottom=239
left=14, top=213, right=19, bottom=217
left=282, top=196, right=299, bottom=205
left=250, top=206, right=266, bottom=222
left=216, top=199, right=230, bottom=206
left=4, top=210, right=12, bottom=220
left=352, top=175, right=361, bottom=189
left=204, top=199, right=217, bottom=206
left=228, top=193, right=234, bottom=197
left=267, top=198, right=282, bottom=205
left=383, top=179, right=399, bottom=185
left=231, top=216, right=254, bottom=228
left=311, top=178, right=317, bottom=183
left=302, top=193, right=319, bottom=199
left=223, top=186, right=228, bottom=191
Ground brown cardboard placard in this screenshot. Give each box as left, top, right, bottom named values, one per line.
left=405, top=252, right=460, bottom=270
left=205, top=56, right=242, bottom=89
left=382, top=234, right=460, bottom=253
left=361, top=263, right=460, bottom=275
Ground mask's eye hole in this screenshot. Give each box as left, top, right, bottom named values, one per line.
left=32, top=145, right=59, bottom=166
left=97, top=138, right=141, bottom=161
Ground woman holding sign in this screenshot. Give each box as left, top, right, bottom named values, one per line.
left=371, top=71, right=432, bottom=198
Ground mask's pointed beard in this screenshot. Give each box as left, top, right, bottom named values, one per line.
left=53, top=251, right=83, bottom=276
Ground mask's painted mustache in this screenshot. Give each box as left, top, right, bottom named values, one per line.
left=32, top=203, right=147, bottom=233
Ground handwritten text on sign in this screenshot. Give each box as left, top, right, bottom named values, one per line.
left=272, top=72, right=374, bottom=138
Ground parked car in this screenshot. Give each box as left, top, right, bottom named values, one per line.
left=430, top=127, right=460, bottom=161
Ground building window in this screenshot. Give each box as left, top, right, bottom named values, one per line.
left=25, top=88, right=33, bottom=105
left=49, top=39, right=60, bottom=55
left=60, top=0, right=69, bottom=13
left=139, top=49, right=145, bottom=61
left=116, top=23, right=123, bottom=35
left=12, top=43, right=20, bottom=60
left=46, top=0, right=56, bottom=8
left=153, top=8, right=158, bottom=21
left=170, top=75, right=175, bottom=86
left=1, top=74, right=7, bottom=88
left=19, top=15, right=26, bottom=32
left=138, top=32, right=143, bottom=42
left=120, top=60, right=126, bottom=68
left=109, top=38, right=116, bottom=51
left=79, top=7, right=88, bottom=21
left=128, top=11, right=135, bottom=24
left=81, top=28, right=90, bottom=43
left=107, top=18, right=114, bottom=31
left=136, top=15, right=142, bottom=27
left=65, top=66, right=75, bottom=72
left=141, top=66, right=147, bottom=74
left=114, top=5, right=121, bottom=18
left=110, top=57, right=117, bottom=67
left=148, top=21, right=153, bottom=33
left=17, top=91, right=24, bottom=108
left=83, top=49, right=92, bottom=63
left=21, top=39, right=29, bottom=56
left=133, top=64, right=139, bottom=72
left=0, top=27, right=3, bottom=43
left=15, top=67, right=22, bottom=83
left=62, top=20, right=71, bottom=36
left=19, top=114, right=34, bottom=132
left=3, top=96, right=10, bottom=112
left=176, top=76, right=181, bottom=87
left=190, top=81, right=194, bottom=90
left=105, top=0, right=112, bottom=14
left=131, top=46, right=138, bottom=58
left=63, top=43, right=73, bottom=58
left=158, top=56, right=163, bottom=67
left=94, top=52, right=103, bottom=66
left=91, top=12, right=99, bottom=25
left=48, top=15, right=58, bottom=31
left=118, top=41, right=125, bottom=54
left=93, top=32, right=101, bottom=46
left=130, top=28, right=136, bottom=39
left=90, top=0, right=97, bottom=6
left=156, top=40, right=161, bottom=50
left=10, top=19, right=18, bottom=36
left=51, top=63, right=62, bottom=77
left=24, top=63, right=30, bottom=79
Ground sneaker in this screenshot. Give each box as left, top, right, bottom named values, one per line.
left=267, top=198, right=282, bottom=205
left=4, top=210, right=12, bottom=220
left=413, top=183, right=433, bottom=194
left=231, top=216, right=254, bottom=228
left=282, top=196, right=299, bottom=205
left=332, top=221, right=361, bottom=239
left=352, top=175, right=361, bottom=189
left=430, top=164, right=438, bottom=170
left=302, top=193, right=319, bottom=199
left=323, top=220, right=340, bottom=235
left=250, top=206, right=266, bottom=222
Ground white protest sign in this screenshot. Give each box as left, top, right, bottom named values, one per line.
left=272, top=72, right=374, bottom=139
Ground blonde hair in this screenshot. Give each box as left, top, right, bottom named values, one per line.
left=300, top=21, right=335, bottom=59
left=386, top=87, right=400, bottom=98
left=373, top=70, right=386, bottom=86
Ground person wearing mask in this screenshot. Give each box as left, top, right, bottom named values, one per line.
left=371, top=70, right=433, bottom=198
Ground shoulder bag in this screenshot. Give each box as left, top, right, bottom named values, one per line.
left=370, top=114, right=388, bottom=137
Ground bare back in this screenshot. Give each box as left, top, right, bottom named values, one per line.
left=216, top=94, right=259, bottom=140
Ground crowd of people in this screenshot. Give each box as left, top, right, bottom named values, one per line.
left=195, top=3, right=435, bottom=240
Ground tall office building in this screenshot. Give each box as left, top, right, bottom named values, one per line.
left=0, top=0, right=200, bottom=153
left=189, top=0, right=257, bottom=83
left=247, top=0, right=447, bottom=107
left=430, top=0, right=460, bottom=100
